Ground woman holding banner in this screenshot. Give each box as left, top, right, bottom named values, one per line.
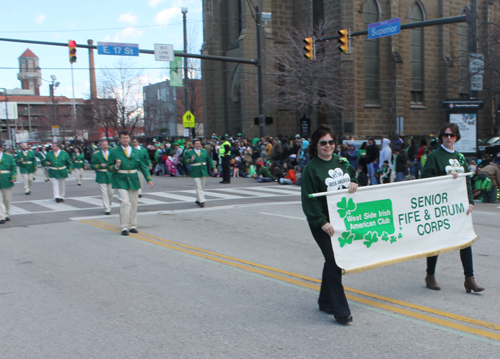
left=422, top=122, right=485, bottom=293
left=301, top=125, right=358, bottom=324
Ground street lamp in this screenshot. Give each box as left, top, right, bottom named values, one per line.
left=49, top=75, right=60, bottom=142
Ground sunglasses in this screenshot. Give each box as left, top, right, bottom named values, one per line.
left=319, top=140, right=335, bottom=146
left=443, top=133, right=457, bottom=138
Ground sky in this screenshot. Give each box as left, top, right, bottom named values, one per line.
left=0, top=0, right=203, bottom=99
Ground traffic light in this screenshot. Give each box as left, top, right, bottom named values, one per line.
left=303, top=37, right=314, bottom=61
left=338, top=29, right=349, bottom=54
left=68, top=40, right=77, bottom=63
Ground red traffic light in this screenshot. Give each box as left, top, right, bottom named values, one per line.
left=68, top=40, right=76, bottom=47
left=68, top=40, right=77, bottom=63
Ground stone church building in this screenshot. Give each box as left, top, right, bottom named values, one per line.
left=201, top=0, right=500, bottom=143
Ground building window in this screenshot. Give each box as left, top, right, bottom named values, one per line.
left=410, top=2, right=424, bottom=105
left=363, top=0, right=380, bottom=103
left=312, top=0, right=324, bottom=28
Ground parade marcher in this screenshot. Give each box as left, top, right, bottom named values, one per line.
left=16, top=143, right=37, bottom=195
left=37, top=146, right=50, bottom=182
left=219, top=136, right=231, bottom=184
left=90, top=140, right=114, bottom=215
left=301, top=125, right=358, bottom=324
left=108, top=130, right=153, bottom=236
left=132, top=137, right=152, bottom=198
left=45, top=142, right=72, bottom=203
left=185, top=139, right=217, bottom=208
left=422, top=122, right=484, bottom=293
left=0, top=142, right=17, bottom=224
left=71, top=147, right=85, bottom=186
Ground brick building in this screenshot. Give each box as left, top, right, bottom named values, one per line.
left=202, top=0, right=500, bottom=142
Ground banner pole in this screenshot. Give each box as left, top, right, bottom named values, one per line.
left=308, top=173, right=473, bottom=198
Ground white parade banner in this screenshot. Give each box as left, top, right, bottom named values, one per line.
left=310, top=174, right=478, bottom=274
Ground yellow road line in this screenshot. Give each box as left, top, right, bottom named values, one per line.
left=81, top=219, right=500, bottom=340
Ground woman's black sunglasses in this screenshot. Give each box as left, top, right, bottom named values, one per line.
left=319, top=140, right=335, bottom=146
left=443, top=133, right=457, bottom=138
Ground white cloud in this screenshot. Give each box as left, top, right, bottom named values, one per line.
left=35, top=14, right=46, bottom=24
left=148, top=0, right=163, bottom=7
left=153, top=7, right=181, bottom=26
left=112, top=27, right=144, bottom=42
left=118, top=12, right=139, bottom=24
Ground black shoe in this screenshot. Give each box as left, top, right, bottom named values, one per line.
left=199, top=202, right=205, bottom=208
left=121, top=230, right=129, bottom=236
left=129, top=228, right=139, bottom=234
left=319, top=306, right=335, bottom=315
left=60, top=198, right=64, bottom=202
left=55, top=198, right=61, bottom=203
left=195, top=200, right=200, bottom=205
left=0, top=219, right=5, bottom=224
left=138, top=194, right=142, bottom=198
left=219, top=180, right=226, bottom=183
left=5, top=217, right=10, bottom=221
left=336, top=315, right=353, bottom=324
left=105, top=212, right=111, bottom=215
left=223, top=181, right=230, bottom=184
left=78, top=184, right=81, bottom=186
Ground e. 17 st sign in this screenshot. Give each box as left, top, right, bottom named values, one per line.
left=97, top=42, right=139, bottom=56
left=368, top=18, right=401, bottom=40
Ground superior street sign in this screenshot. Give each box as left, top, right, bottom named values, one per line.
left=368, top=18, right=401, bottom=40
left=154, top=44, right=174, bottom=62
left=97, top=42, right=139, bottom=56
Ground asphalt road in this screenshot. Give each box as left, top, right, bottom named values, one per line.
left=1, top=170, right=500, bottom=358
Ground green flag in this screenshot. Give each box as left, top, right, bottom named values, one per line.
left=170, top=51, right=183, bottom=87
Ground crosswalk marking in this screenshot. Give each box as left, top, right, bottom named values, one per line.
left=148, top=192, right=198, bottom=202
left=137, top=197, right=168, bottom=205
left=9, top=185, right=300, bottom=216
left=33, top=199, right=80, bottom=212
left=72, top=196, right=120, bottom=208
left=9, top=205, right=32, bottom=215
left=182, top=190, right=243, bottom=200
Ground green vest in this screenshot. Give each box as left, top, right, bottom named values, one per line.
left=185, top=148, right=215, bottom=178
left=108, top=146, right=152, bottom=190
left=72, top=153, right=85, bottom=169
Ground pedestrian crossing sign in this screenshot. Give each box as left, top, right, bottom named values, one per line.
left=183, top=111, right=195, bottom=128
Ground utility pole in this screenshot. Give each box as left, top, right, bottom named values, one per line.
left=182, top=7, right=194, bottom=138
left=255, top=5, right=265, bottom=138
left=468, top=0, right=478, bottom=100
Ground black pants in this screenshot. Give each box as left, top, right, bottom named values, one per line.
left=222, top=157, right=231, bottom=183
left=426, top=245, right=474, bottom=277
left=309, top=223, right=351, bottom=319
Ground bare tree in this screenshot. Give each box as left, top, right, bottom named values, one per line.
left=99, top=60, right=144, bottom=135
left=265, top=19, right=351, bottom=117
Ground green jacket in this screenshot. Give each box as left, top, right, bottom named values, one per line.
left=37, top=150, right=48, bottom=166
left=107, top=146, right=152, bottom=190
left=301, top=155, right=358, bottom=228
left=45, top=150, right=73, bottom=178
left=91, top=149, right=113, bottom=184
left=16, top=149, right=37, bottom=174
left=72, top=153, right=86, bottom=169
left=185, top=148, right=215, bottom=178
left=0, top=152, right=17, bottom=189
left=135, top=146, right=152, bottom=168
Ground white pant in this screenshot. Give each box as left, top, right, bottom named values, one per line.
left=137, top=170, right=145, bottom=195
left=117, top=189, right=139, bottom=231
left=99, top=183, right=114, bottom=212
left=194, top=177, right=206, bottom=203
left=51, top=177, right=66, bottom=199
left=74, top=168, right=83, bottom=185
left=0, top=187, right=12, bottom=220
left=22, top=173, right=34, bottom=193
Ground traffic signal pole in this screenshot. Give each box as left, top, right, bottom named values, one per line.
left=255, top=6, right=265, bottom=138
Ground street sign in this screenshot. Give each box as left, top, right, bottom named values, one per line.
left=368, top=18, right=401, bottom=40
left=52, top=125, right=60, bottom=136
left=154, top=44, right=174, bottom=61
left=182, top=111, right=195, bottom=128
left=97, top=42, right=139, bottom=56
